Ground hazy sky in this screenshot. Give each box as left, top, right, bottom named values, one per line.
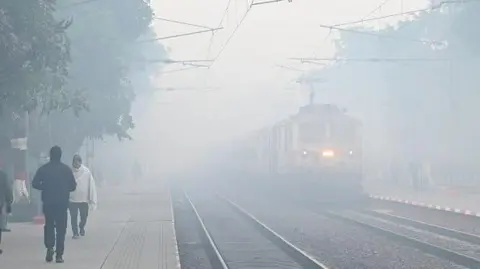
left=140, top=0, right=429, bottom=135
left=144, top=0, right=430, bottom=125
left=151, top=0, right=428, bottom=90
left=99, top=0, right=431, bottom=175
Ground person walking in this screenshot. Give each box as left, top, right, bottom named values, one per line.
left=0, top=160, right=13, bottom=255
left=132, top=160, right=142, bottom=181
left=32, top=146, right=76, bottom=263
left=410, top=161, right=421, bottom=191
left=0, top=159, right=11, bottom=233
left=69, top=155, right=97, bottom=239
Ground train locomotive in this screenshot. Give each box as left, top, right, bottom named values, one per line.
left=240, top=103, right=364, bottom=201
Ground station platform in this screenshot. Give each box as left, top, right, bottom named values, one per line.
left=365, top=180, right=480, bottom=216
left=0, top=181, right=181, bottom=269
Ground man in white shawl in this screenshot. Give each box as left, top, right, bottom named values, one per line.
left=69, top=155, right=97, bottom=239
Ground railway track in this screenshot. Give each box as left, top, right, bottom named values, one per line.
left=321, top=209, right=480, bottom=269
left=174, top=189, right=329, bottom=269
left=363, top=209, right=480, bottom=245
left=368, top=196, right=480, bottom=236
left=242, top=181, right=480, bottom=268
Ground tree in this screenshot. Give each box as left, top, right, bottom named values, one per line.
left=0, top=0, right=92, bottom=167
left=0, top=1, right=84, bottom=114
left=27, top=0, right=166, bottom=159
left=303, top=2, right=480, bottom=177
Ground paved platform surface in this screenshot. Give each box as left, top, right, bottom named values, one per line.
left=0, top=181, right=180, bottom=269
left=365, top=180, right=480, bottom=215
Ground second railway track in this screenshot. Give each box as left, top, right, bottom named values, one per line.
left=369, top=197, right=480, bottom=236
left=174, top=189, right=329, bottom=269
left=321, top=209, right=480, bottom=269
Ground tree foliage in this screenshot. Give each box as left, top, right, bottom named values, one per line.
left=0, top=1, right=86, bottom=113
left=0, top=0, right=88, bottom=147
left=25, top=0, right=165, bottom=158
left=304, top=2, right=480, bottom=168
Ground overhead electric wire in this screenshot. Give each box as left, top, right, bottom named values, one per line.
left=361, top=0, right=394, bottom=21
left=298, top=0, right=474, bottom=67
left=181, top=62, right=211, bottom=68
left=210, top=1, right=254, bottom=66
left=310, top=30, right=333, bottom=61
left=299, top=60, right=328, bottom=66
left=334, top=0, right=480, bottom=27
left=252, top=0, right=292, bottom=5
left=161, top=67, right=201, bottom=74
left=148, top=17, right=221, bottom=65
left=218, top=0, right=235, bottom=28
left=154, top=17, right=217, bottom=30
left=334, top=7, right=432, bottom=27
left=206, top=0, right=234, bottom=58
left=306, top=0, right=392, bottom=66
left=319, top=24, right=444, bottom=46
left=138, top=28, right=223, bottom=43
left=290, top=57, right=451, bottom=63
left=208, top=0, right=294, bottom=66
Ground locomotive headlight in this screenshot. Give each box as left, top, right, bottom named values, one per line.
left=349, top=150, right=353, bottom=155
left=322, top=149, right=335, bottom=157
left=302, top=150, right=308, bottom=156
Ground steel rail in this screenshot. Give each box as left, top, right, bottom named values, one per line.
left=324, top=211, right=480, bottom=269
left=183, top=191, right=229, bottom=269
left=219, top=194, right=330, bottom=269
left=363, top=210, right=480, bottom=245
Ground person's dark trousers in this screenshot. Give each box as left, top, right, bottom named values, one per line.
left=43, top=203, right=68, bottom=256
left=69, top=202, right=89, bottom=236
left=0, top=229, right=3, bottom=255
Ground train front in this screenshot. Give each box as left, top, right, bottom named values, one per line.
left=291, top=114, right=363, bottom=199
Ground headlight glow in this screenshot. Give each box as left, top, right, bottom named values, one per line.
left=322, top=149, right=335, bottom=157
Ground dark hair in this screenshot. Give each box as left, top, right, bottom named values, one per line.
left=73, top=154, right=82, bottom=163
left=50, top=146, right=62, bottom=162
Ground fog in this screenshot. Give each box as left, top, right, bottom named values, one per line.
left=5, top=1, right=480, bottom=267
left=94, top=0, right=422, bottom=176
left=88, top=0, right=480, bottom=193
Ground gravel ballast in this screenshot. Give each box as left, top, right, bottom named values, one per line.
left=344, top=210, right=480, bottom=260
left=370, top=200, right=480, bottom=236
left=172, top=192, right=213, bottom=269
left=226, top=191, right=467, bottom=269
left=189, top=192, right=304, bottom=269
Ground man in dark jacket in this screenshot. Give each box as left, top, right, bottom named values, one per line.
left=32, top=146, right=76, bottom=263
left=0, top=159, right=11, bottom=233
left=0, top=160, right=13, bottom=255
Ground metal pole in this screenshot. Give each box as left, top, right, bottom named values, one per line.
left=309, top=83, right=315, bottom=105
left=25, top=111, right=29, bottom=194
left=449, top=59, right=454, bottom=114
left=85, top=138, right=89, bottom=167
left=48, top=118, right=52, bottom=147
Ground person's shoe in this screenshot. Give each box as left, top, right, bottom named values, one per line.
left=72, top=234, right=80, bottom=239
left=1, top=228, right=11, bottom=232
left=56, top=255, right=64, bottom=263
left=80, top=228, right=85, bottom=236
left=45, top=249, right=54, bottom=262
left=0, top=248, right=3, bottom=255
